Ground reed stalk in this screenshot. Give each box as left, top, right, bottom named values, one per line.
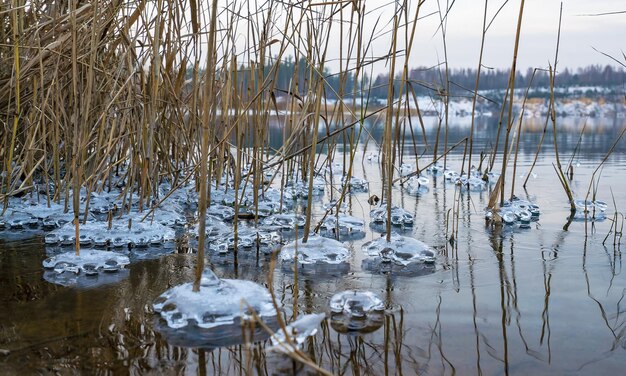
left=383, top=11, right=399, bottom=242
left=466, top=0, right=489, bottom=175
left=487, top=0, right=526, bottom=211
left=510, top=69, right=536, bottom=199
left=194, top=0, right=219, bottom=292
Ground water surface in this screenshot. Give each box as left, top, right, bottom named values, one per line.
left=1, top=118, right=625, bottom=375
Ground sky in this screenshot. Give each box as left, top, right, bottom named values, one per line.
left=204, top=0, right=625, bottom=76
left=409, top=0, right=624, bottom=71
left=310, top=0, right=626, bottom=75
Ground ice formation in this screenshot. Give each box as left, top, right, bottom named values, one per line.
left=318, top=214, right=365, bottom=239
left=46, top=215, right=176, bottom=248
left=443, top=169, right=460, bottom=181
left=329, top=290, right=384, bottom=318
left=326, top=162, right=345, bottom=176
left=285, top=176, right=325, bottom=198
left=261, top=213, right=306, bottom=232
left=488, top=197, right=541, bottom=228
left=455, top=175, right=487, bottom=191
left=42, top=249, right=131, bottom=288
left=153, top=269, right=277, bottom=329
left=43, top=268, right=130, bottom=288
left=369, top=204, right=414, bottom=227
left=192, top=215, right=232, bottom=239
left=571, top=199, right=607, bottom=221
left=154, top=314, right=274, bottom=349
left=400, top=163, right=415, bottom=177
left=211, top=187, right=285, bottom=218
left=281, top=235, right=351, bottom=265
left=206, top=204, right=235, bottom=221
left=405, top=176, right=430, bottom=195
left=361, top=257, right=437, bottom=277
left=362, top=233, right=436, bottom=266
left=484, top=171, right=500, bottom=183
left=329, top=290, right=385, bottom=334
left=341, top=176, right=369, bottom=192
left=366, top=152, right=380, bottom=162
left=425, top=163, right=443, bottom=175
left=322, top=199, right=348, bottom=213
left=205, top=224, right=281, bottom=254
left=269, top=313, right=326, bottom=353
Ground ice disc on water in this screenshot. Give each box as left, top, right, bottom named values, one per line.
left=329, top=290, right=385, bottom=334
left=369, top=204, right=414, bottom=227
left=319, top=215, right=365, bottom=240
left=42, top=249, right=130, bottom=288
left=261, top=213, right=306, bottom=232
left=206, top=204, right=235, bottom=221
left=489, top=197, right=541, bottom=227
left=362, top=233, right=435, bottom=266
left=270, top=313, right=326, bottom=353
left=463, top=176, right=487, bottom=191
left=154, top=315, right=275, bottom=349
left=341, top=176, right=369, bottom=192
left=400, top=163, right=415, bottom=177
left=571, top=199, right=607, bottom=221
left=42, top=249, right=130, bottom=273
left=329, top=290, right=384, bottom=317
left=281, top=235, right=351, bottom=265
left=285, top=175, right=325, bottom=198
left=153, top=269, right=277, bottom=330
left=47, top=215, right=176, bottom=249
left=405, top=176, right=430, bottom=196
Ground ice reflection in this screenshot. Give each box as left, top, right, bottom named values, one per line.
left=1, top=132, right=626, bottom=374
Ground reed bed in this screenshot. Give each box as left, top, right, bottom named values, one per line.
left=2, top=0, right=625, bottom=372
left=3, top=1, right=618, bottom=230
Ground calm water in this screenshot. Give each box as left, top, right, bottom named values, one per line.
left=1, top=117, right=625, bottom=375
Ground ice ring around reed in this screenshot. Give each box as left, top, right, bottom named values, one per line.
left=570, top=199, right=607, bottom=221
left=42, top=249, right=130, bottom=288
left=487, top=197, right=541, bottom=228
left=362, top=233, right=436, bottom=266
left=329, top=290, right=385, bottom=334
left=45, top=216, right=175, bottom=248
left=405, top=176, right=430, bottom=196
left=154, top=315, right=276, bottom=349
left=369, top=204, right=414, bottom=227
left=153, top=269, right=277, bottom=330
left=204, top=224, right=281, bottom=255
left=330, top=290, right=385, bottom=333
left=340, top=175, right=369, bottom=192
left=269, top=313, right=326, bottom=353
left=280, top=235, right=351, bottom=265
left=330, top=290, right=384, bottom=317
left=318, top=214, right=366, bottom=240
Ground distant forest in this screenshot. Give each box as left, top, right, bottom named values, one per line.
left=219, top=58, right=626, bottom=100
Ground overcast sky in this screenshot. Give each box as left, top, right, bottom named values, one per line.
left=418, top=0, right=623, bottom=69
left=314, top=0, right=626, bottom=75
left=212, top=0, right=624, bottom=75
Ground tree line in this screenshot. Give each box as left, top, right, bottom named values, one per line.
left=198, top=58, right=625, bottom=100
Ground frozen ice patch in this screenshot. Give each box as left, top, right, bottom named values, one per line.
left=269, top=313, right=326, bottom=353
left=329, top=290, right=385, bottom=334
left=369, top=204, right=414, bottom=227
left=571, top=199, right=607, bottom=221
left=318, top=215, right=365, bottom=240
left=42, top=249, right=130, bottom=288
left=153, top=269, right=277, bottom=330
left=362, top=233, right=436, bottom=266
left=281, top=235, right=351, bottom=265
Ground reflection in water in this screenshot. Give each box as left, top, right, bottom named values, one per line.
left=2, top=125, right=626, bottom=373
left=490, top=233, right=510, bottom=376
left=579, top=240, right=626, bottom=371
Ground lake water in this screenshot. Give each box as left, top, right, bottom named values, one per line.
left=1, top=116, right=625, bottom=375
